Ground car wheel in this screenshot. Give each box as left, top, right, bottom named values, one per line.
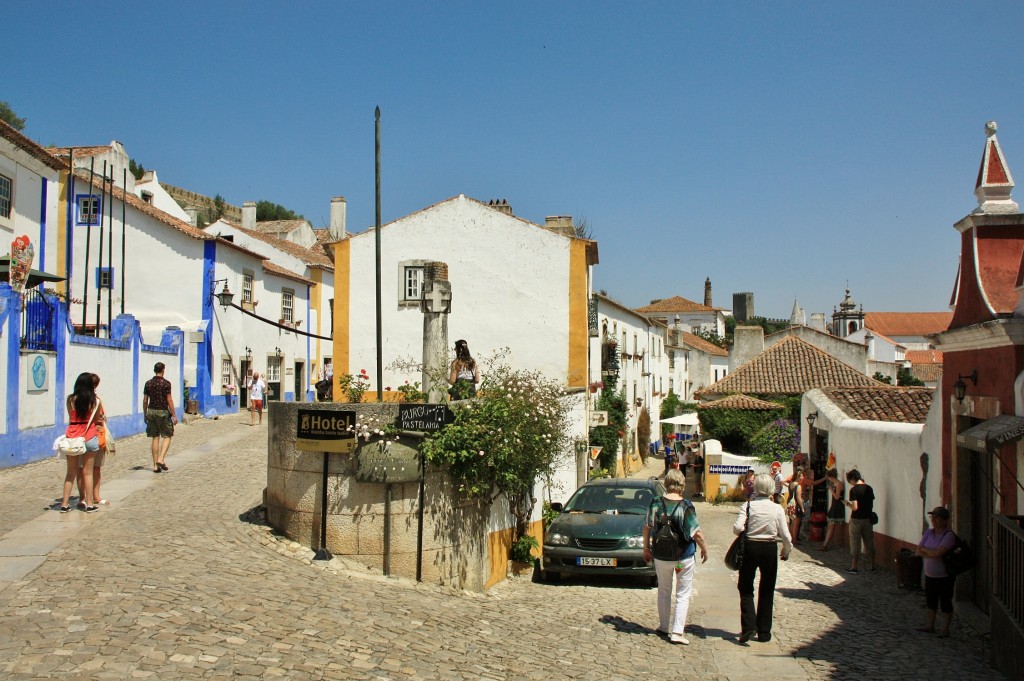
left=649, top=575, right=658, bottom=588
left=542, top=570, right=561, bottom=583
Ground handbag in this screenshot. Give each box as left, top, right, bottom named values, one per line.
left=100, top=425, right=116, bottom=454
left=725, top=500, right=751, bottom=570
left=870, top=511, right=879, bottom=526
left=54, top=401, right=100, bottom=459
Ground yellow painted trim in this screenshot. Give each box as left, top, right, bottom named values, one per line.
left=333, top=240, right=351, bottom=400
left=567, top=240, right=588, bottom=388
left=484, top=518, right=543, bottom=590
left=311, top=268, right=323, bottom=367
left=56, top=171, right=69, bottom=295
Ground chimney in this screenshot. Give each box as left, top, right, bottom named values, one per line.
left=864, top=330, right=875, bottom=360
left=704, top=277, right=712, bottom=307
left=544, top=215, right=575, bottom=237
left=487, top=198, right=512, bottom=216
left=185, top=207, right=199, bottom=226
left=810, top=313, right=827, bottom=332
left=730, top=326, right=764, bottom=372
left=242, top=201, right=257, bottom=230
left=330, top=196, right=347, bottom=239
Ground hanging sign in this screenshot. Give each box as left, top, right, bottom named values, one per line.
left=356, top=437, right=423, bottom=483
left=9, top=235, right=33, bottom=295
left=396, top=403, right=454, bottom=432
left=295, top=409, right=356, bottom=453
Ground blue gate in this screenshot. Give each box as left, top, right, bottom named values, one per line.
left=20, top=289, right=56, bottom=351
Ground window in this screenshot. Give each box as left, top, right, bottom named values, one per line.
left=267, top=356, right=282, bottom=382
left=281, top=289, right=294, bottom=324
left=141, top=191, right=153, bottom=204
left=76, top=194, right=101, bottom=225
left=242, top=271, right=253, bottom=304
left=221, top=358, right=233, bottom=387
left=0, top=173, right=11, bottom=219
left=95, top=267, right=114, bottom=289
left=398, top=259, right=427, bottom=304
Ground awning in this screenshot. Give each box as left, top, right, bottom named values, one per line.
left=957, top=414, right=1024, bottom=453
left=0, top=256, right=65, bottom=288
left=660, top=413, right=699, bottom=426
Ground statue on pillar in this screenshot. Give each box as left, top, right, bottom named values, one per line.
left=420, top=262, right=452, bottom=403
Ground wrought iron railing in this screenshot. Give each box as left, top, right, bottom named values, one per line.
left=993, top=514, right=1024, bottom=629
left=20, top=289, right=56, bottom=351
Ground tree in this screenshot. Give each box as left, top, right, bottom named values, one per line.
left=0, top=101, right=26, bottom=131
left=573, top=214, right=594, bottom=240
left=129, top=158, right=146, bottom=180
left=256, top=200, right=303, bottom=221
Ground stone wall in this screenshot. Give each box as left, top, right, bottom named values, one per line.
left=161, top=183, right=242, bottom=224
left=265, top=401, right=493, bottom=591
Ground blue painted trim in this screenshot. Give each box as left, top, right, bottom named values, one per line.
left=95, top=266, right=115, bottom=289
left=197, top=241, right=216, bottom=417
left=73, top=192, right=102, bottom=227
left=38, top=178, right=47, bottom=271
left=4, top=284, right=20, bottom=440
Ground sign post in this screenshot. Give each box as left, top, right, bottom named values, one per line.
left=295, top=409, right=356, bottom=560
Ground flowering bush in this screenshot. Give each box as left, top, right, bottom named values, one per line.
left=222, top=383, right=237, bottom=392
left=751, top=418, right=801, bottom=464
left=396, top=380, right=427, bottom=403
left=337, top=369, right=370, bottom=403
left=421, top=364, right=571, bottom=540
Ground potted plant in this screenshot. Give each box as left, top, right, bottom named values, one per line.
left=184, top=381, right=199, bottom=415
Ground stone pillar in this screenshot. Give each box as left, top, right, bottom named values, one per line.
left=420, top=262, right=451, bottom=402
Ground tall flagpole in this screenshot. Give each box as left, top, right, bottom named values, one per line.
left=375, top=106, right=383, bottom=402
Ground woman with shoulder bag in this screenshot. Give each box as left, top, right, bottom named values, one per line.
left=60, top=372, right=102, bottom=513
left=735, top=473, right=792, bottom=643
left=77, top=373, right=110, bottom=507
left=642, top=469, right=708, bottom=645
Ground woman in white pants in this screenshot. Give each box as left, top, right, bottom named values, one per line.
left=643, top=469, right=709, bottom=644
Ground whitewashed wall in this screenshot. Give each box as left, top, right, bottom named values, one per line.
left=346, top=196, right=574, bottom=388
left=802, top=391, right=941, bottom=548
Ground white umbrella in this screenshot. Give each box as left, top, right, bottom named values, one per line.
left=659, top=413, right=699, bottom=426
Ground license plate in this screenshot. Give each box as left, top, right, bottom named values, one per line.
left=577, top=557, right=617, bottom=567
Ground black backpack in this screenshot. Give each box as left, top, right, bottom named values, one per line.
left=651, top=498, right=689, bottom=561
left=943, top=532, right=975, bottom=577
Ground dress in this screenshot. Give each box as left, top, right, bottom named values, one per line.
left=826, top=481, right=845, bottom=524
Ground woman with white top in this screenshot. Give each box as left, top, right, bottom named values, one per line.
left=734, top=473, right=792, bottom=643
left=447, top=339, right=481, bottom=400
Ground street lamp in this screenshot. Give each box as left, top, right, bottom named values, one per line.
left=954, top=370, right=978, bottom=403
left=210, top=278, right=235, bottom=310
left=805, top=411, right=818, bottom=429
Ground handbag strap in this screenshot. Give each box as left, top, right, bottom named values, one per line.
left=69, top=398, right=100, bottom=430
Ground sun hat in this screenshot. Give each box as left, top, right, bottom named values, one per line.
left=928, top=506, right=950, bottom=519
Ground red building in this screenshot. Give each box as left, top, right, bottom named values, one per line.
left=934, top=121, right=1024, bottom=679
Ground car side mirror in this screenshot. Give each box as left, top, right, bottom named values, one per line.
left=550, top=502, right=563, bottom=513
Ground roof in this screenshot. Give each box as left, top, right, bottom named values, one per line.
left=262, top=260, right=316, bottom=286
left=696, top=335, right=884, bottom=397
left=819, top=386, right=934, bottom=424
left=910, top=364, right=943, bottom=383
left=864, top=312, right=953, bottom=337
left=218, top=219, right=333, bottom=270
left=1, top=121, right=66, bottom=171
left=635, top=296, right=721, bottom=314
left=46, top=145, right=113, bottom=159
left=251, top=219, right=310, bottom=235
left=698, top=394, right=785, bottom=411
left=905, top=349, right=943, bottom=364
left=595, top=292, right=655, bottom=325
left=679, top=331, right=729, bottom=357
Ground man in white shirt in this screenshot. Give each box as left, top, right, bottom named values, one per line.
left=249, top=372, right=267, bottom=425
left=771, top=461, right=784, bottom=504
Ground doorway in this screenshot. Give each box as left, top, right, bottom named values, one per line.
left=294, top=361, right=305, bottom=402
left=240, top=358, right=251, bottom=409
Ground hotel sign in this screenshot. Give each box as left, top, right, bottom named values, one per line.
left=295, top=409, right=356, bottom=453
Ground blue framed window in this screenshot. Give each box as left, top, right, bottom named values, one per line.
left=76, top=194, right=102, bottom=225
left=95, top=267, right=115, bottom=289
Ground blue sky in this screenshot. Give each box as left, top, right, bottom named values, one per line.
left=7, top=2, right=1024, bottom=320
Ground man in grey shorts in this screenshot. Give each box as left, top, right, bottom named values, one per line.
left=143, top=362, right=177, bottom=473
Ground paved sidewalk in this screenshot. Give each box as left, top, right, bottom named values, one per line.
left=0, top=423, right=1008, bottom=680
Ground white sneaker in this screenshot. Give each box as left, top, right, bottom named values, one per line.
left=670, top=633, right=690, bottom=645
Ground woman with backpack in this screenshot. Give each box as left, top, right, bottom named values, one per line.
left=916, top=506, right=957, bottom=638
left=642, top=469, right=708, bottom=645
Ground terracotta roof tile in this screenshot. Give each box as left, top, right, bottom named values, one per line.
left=910, top=364, right=943, bottom=383
left=696, top=336, right=884, bottom=398
left=635, top=296, right=721, bottom=314
left=864, top=312, right=953, bottom=337
left=680, top=331, right=729, bottom=357
left=2, top=121, right=66, bottom=171
left=698, top=394, right=786, bottom=411
left=251, top=219, right=309, bottom=234
left=905, top=349, right=943, bottom=364
left=46, top=145, right=113, bottom=159
left=262, top=260, right=315, bottom=285
left=219, top=220, right=333, bottom=270
left=819, top=386, right=934, bottom=424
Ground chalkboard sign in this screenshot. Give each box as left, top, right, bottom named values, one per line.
left=295, top=409, right=356, bottom=453
left=397, top=403, right=454, bottom=432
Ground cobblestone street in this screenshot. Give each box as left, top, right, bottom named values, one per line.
left=0, top=414, right=1006, bottom=680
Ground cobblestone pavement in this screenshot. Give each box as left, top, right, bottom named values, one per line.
left=0, top=418, right=1007, bottom=680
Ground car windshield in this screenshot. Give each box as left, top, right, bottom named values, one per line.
left=564, top=485, right=655, bottom=515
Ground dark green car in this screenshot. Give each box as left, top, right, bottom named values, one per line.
left=540, top=477, right=666, bottom=583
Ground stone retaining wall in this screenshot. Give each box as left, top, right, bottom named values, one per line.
left=265, top=402, right=492, bottom=591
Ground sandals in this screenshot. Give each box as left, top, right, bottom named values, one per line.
left=154, top=466, right=162, bottom=473
left=158, top=462, right=168, bottom=471
left=85, top=505, right=99, bottom=513
left=59, top=505, right=70, bottom=513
